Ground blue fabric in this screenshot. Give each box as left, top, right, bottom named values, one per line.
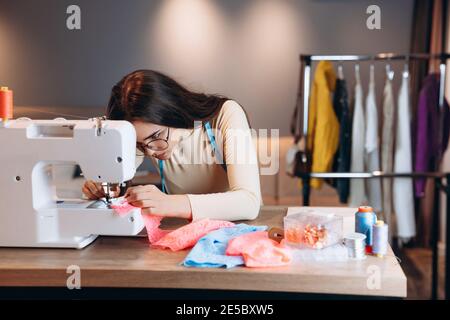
left=183, top=224, right=267, bottom=268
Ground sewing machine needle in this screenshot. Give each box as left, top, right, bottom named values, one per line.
left=105, top=183, right=111, bottom=204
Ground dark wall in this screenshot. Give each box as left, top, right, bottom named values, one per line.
left=0, top=0, right=414, bottom=133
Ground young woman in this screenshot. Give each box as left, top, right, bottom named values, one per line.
left=82, top=70, right=262, bottom=221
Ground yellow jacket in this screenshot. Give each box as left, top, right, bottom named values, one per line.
left=307, top=61, right=339, bottom=188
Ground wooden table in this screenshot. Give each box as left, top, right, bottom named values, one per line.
left=0, top=206, right=406, bottom=298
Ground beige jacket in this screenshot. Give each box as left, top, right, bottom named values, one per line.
left=135, top=100, right=262, bottom=221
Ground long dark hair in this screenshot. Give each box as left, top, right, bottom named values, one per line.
left=107, top=70, right=229, bottom=128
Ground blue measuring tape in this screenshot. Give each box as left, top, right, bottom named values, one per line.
left=204, top=121, right=224, bottom=164
left=158, top=159, right=166, bottom=193
left=158, top=121, right=224, bottom=194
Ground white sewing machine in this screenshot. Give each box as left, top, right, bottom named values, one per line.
left=0, top=117, right=144, bottom=249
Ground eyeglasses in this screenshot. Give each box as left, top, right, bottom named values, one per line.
left=136, top=127, right=170, bottom=154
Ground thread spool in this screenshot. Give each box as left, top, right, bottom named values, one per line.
left=372, top=220, right=389, bottom=258
left=268, top=227, right=284, bottom=243
left=355, top=206, right=377, bottom=252
left=0, top=87, right=13, bottom=122
left=344, top=232, right=366, bottom=260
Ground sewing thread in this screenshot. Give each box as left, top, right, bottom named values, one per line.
left=355, top=206, right=377, bottom=252
left=344, top=232, right=366, bottom=260
left=0, top=87, right=13, bottom=122
left=372, top=220, right=388, bottom=258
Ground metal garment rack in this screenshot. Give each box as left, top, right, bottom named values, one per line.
left=296, top=52, right=450, bottom=300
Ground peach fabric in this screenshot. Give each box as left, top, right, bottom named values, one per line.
left=226, top=231, right=292, bottom=267
left=153, top=219, right=235, bottom=251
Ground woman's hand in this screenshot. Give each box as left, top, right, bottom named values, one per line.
left=82, top=180, right=120, bottom=200
left=124, top=185, right=192, bottom=219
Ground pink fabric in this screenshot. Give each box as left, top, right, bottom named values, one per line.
left=142, top=215, right=170, bottom=243
left=110, top=200, right=138, bottom=217
left=226, top=231, right=292, bottom=268
left=111, top=199, right=234, bottom=248
left=110, top=199, right=167, bottom=243
left=153, top=219, right=235, bottom=251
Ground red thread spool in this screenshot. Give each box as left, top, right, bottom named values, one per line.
left=0, top=87, right=13, bottom=120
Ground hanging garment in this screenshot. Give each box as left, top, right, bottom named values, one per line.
left=182, top=224, right=267, bottom=268
left=331, top=77, right=352, bottom=203
left=393, top=70, right=416, bottom=240
left=226, top=231, right=291, bottom=268
left=417, top=178, right=437, bottom=247
left=365, top=66, right=383, bottom=213
left=415, top=73, right=450, bottom=196
left=381, top=72, right=395, bottom=224
left=414, top=73, right=450, bottom=246
left=349, top=65, right=366, bottom=207
left=307, top=61, right=339, bottom=189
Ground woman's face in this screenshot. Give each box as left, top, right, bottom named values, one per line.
left=133, top=120, right=176, bottom=160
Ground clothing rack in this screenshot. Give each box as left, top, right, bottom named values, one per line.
left=295, top=52, right=450, bottom=300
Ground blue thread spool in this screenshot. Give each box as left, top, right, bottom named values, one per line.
left=355, top=206, right=377, bottom=251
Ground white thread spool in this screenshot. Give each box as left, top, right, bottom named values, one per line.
left=344, top=232, right=366, bottom=260
left=372, top=220, right=388, bottom=258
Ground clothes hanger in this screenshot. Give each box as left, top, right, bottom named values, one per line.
left=338, top=61, right=344, bottom=80
left=385, top=64, right=394, bottom=80
left=386, top=59, right=394, bottom=81
left=355, top=64, right=361, bottom=84
left=403, top=55, right=409, bottom=79
left=370, top=63, right=375, bottom=84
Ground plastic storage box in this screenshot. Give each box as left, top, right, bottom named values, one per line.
left=284, top=212, right=343, bottom=249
